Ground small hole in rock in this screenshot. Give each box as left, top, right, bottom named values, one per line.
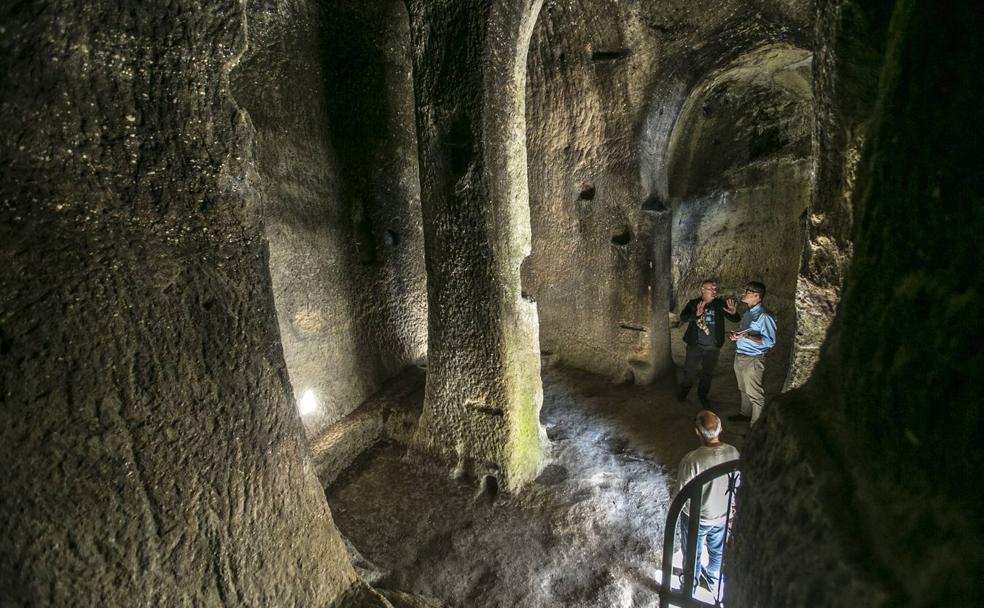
left=641, top=195, right=667, bottom=212
left=611, top=228, right=631, bottom=246
left=578, top=184, right=596, bottom=201
left=591, top=48, right=631, bottom=62
left=476, top=405, right=504, bottom=417
left=481, top=475, right=499, bottom=501
left=384, top=229, right=399, bottom=248
left=447, top=111, right=475, bottom=179
left=354, top=217, right=376, bottom=265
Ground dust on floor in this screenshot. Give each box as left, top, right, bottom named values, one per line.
left=326, top=364, right=748, bottom=608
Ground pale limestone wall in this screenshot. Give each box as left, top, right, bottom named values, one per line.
left=525, top=0, right=815, bottom=385
left=232, top=0, right=427, bottom=436
left=0, top=1, right=377, bottom=605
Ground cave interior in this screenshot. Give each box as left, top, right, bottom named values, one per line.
left=1, top=0, right=981, bottom=607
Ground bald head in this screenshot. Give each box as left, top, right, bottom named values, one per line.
left=695, top=410, right=722, bottom=442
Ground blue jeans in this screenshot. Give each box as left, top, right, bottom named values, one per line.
left=679, top=513, right=726, bottom=591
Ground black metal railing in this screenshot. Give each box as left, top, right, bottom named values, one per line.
left=659, top=459, right=740, bottom=608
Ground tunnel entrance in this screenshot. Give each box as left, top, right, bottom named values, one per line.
left=665, top=45, right=814, bottom=397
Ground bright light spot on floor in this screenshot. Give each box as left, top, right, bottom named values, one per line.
left=299, top=389, right=318, bottom=416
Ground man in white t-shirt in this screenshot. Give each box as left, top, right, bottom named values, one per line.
left=677, top=410, right=740, bottom=592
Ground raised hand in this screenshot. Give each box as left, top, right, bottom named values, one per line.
left=724, top=298, right=737, bottom=315
left=696, top=300, right=707, bottom=316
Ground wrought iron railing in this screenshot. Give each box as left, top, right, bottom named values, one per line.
left=659, top=459, right=740, bottom=608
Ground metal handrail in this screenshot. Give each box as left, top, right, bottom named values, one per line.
left=659, top=459, right=740, bottom=608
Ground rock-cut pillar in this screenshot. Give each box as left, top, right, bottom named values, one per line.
left=406, top=0, right=547, bottom=491
left=0, top=1, right=383, bottom=605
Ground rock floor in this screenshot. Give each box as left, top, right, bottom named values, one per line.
left=326, top=363, right=751, bottom=607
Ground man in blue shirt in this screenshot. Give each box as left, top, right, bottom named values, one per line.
left=728, top=281, right=777, bottom=425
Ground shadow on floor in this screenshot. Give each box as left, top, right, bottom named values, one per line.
left=325, top=364, right=747, bottom=607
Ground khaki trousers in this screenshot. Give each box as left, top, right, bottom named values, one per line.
left=734, top=354, right=766, bottom=424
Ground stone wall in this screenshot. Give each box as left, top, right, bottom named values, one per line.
left=231, top=0, right=427, bottom=436
left=729, top=1, right=984, bottom=605
left=784, top=0, right=891, bottom=389
left=0, top=1, right=379, bottom=605
left=525, top=0, right=814, bottom=384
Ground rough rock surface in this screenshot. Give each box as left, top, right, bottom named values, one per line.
left=729, top=1, right=984, bottom=605
left=232, top=0, right=427, bottom=436
left=784, top=0, right=891, bottom=389
left=3, top=1, right=981, bottom=606
left=524, top=0, right=815, bottom=386
left=0, top=1, right=373, bottom=605
left=405, top=0, right=547, bottom=490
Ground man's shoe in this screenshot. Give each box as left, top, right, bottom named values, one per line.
left=697, top=572, right=713, bottom=592
left=728, top=413, right=752, bottom=423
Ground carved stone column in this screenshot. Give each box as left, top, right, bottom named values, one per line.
left=405, top=0, right=547, bottom=491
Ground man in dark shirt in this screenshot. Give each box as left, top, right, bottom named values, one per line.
left=677, top=280, right=740, bottom=406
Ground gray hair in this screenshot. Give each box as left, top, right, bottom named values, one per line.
left=695, top=410, right=722, bottom=441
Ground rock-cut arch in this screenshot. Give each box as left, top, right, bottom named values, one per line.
left=664, top=44, right=814, bottom=393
